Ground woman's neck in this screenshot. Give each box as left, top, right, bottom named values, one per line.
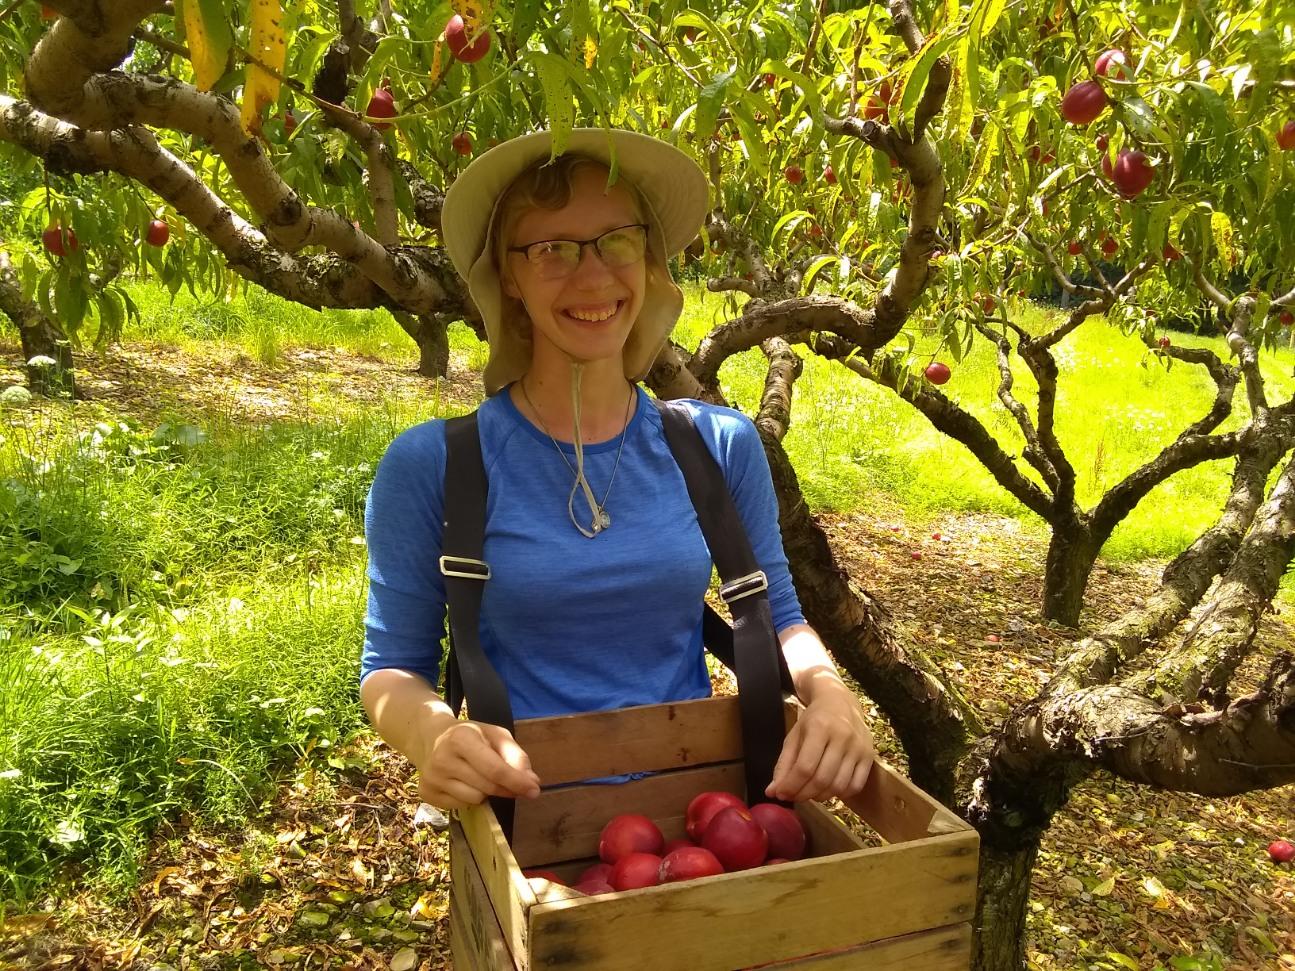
left=513, top=361, right=636, bottom=444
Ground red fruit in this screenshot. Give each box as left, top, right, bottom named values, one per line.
left=1094, top=49, right=1128, bottom=80
left=1095, top=133, right=1109, bottom=151
left=784, top=164, right=804, bottom=185
left=924, top=361, right=951, bottom=385
left=749, top=803, right=807, bottom=861
left=1163, top=242, right=1181, bottom=261
left=986, top=634, right=1001, bottom=643
left=932, top=532, right=942, bottom=540
left=1060, top=80, right=1107, bottom=125
left=445, top=14, right=491, bottom=63
left=610, top=852, right=662, bottom=890
left=824, top=164, right=837, bottom=185
left=577, top=862, right=614, bottom=884
left=685, top=791, right=747, bottom=842
left=452, top=131, right=473, bottom=156
left=599, top=814, right=664, bottom=864
left=1111, top=150, right=1154, bottom=197
left=283, top=110, right=297, bottom=134
left=1158, top=336, right=1171, bottom=349
left=145, top=219, right=169, bottom=248
left=810, top=224, right=823, bottom=238
left=573, top=878, right=615, bottom=895
left=662, top=838, right=695, bottom=855
left=1277, top=121, right=1295, bottom=152
left=1101, top=153, right=1115, bottom=181
left=42, top=224, right=67, bottom=257
left=701, top=806, right=768, bottom=872
left=765, top=858, right=790, bottom=865
left=980, top=294, right=996, bottom=314
left=523, top=869, right=564, bottom=884
left=1280, top=311, right=1294, bottom=327
left=40, top=4, right=56, bottom=19
left=659, top=846, right=725, bottom=883
left=1101, top=236, right=1118, bottom=256
left=1268, top=840, right=1294, bottom=863
left=1067, top=241, right=1083, bottom=255
left=764, top=73, right=777, bottom=88
left=365, top=88, right=397, bottom=130
left=911, top=551, right=923, bottom=560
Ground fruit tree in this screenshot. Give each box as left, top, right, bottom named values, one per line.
left=2, top=1, right=1294, bottom=968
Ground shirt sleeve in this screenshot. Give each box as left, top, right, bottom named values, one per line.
left=360, top=420, right=449, bottom=690
left=699, top=405, right=807, bottom=633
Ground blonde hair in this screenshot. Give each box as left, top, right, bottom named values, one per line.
left=489, top=155, right=659, bottom=341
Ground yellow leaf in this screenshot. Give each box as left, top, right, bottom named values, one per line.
left=452, top=0, right=486, bottom=29
left=240, top=0, right=287, bottom=137
left=1142, top=875, right=1167, bottom=897
left=179, top=0, right=233, bottom=92
left=350, top=856, right=374, bottom=885
left=429, top=39, right=445, bottom=85
left=1092, top=876, right=1116, bottom=896
left=583, top=35, right=597, bottom=69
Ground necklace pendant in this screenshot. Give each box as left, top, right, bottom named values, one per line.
left=595, top=508, right=611, bottom=532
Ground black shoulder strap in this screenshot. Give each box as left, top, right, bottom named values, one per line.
left=441, top=411, right=516, bottom=840
left=652, top=398, right=794, bottom=806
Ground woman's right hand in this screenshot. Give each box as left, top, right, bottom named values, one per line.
left=417, top=718, right=542, bottom=811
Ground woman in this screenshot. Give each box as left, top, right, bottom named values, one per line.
left=359, top=128, right=875, bottom=813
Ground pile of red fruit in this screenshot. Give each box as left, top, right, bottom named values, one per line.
left=522, top=791, right=808, bottom=895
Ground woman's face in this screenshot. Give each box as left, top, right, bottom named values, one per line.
left=502, top=164, right=648, bottom=370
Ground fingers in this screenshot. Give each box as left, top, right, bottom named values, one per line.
left=423, top=721, right=543, bottom=809
left=485, top=725, right=542, bottom=798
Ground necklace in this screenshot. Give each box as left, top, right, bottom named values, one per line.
left=520, top=378, right=636, bottom=538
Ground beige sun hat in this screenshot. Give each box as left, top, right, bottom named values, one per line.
left=441, top=128, right=710, bottom=396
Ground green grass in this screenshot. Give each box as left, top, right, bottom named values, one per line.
left=3, top=276, right=1291, bottom=904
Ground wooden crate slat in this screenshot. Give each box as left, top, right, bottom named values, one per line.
left=841, top=758, right=972, bottom=844
left=456, top=807, right=532, bottom=967
left=740, top=923, right=973, bottom=970
left=449, top=820, right=519, bottom=971
left=526, top=831, right=978, bottom=970
left=513, top=697, right=749, bottom=786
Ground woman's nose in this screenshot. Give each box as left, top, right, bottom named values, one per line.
left=571, top=242, right=616, bottom=285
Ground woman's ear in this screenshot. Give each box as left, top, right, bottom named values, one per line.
left=502, top=269, right=521, bottom=300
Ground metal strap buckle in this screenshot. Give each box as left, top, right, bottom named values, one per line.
left=719, top=571, right=768, bottom=603
left=439, top=555, right=491, bottom=580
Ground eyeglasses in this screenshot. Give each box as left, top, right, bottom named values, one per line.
left=507, top=224, right=649, bottom=280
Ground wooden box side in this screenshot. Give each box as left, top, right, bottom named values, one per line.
left=456, top=803, right=537, bottom=969
left=740, top=923, right=973, bottom=970
left=449, top=819, right=519, bottom=971
left=512, top=695, right=752, bottom=786
left=527, top=832, right=977, bottom=970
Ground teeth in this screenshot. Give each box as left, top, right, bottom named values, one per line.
left=567, top=303, right=619, bottom=322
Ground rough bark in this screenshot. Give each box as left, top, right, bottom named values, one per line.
left=0, top=251, right=76, bottom=397
left=1040, top=522, right=1100, bottom=628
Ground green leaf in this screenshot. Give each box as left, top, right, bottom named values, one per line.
left=695, top=69, right=736, bottom=142
left=893, top=29, right=959, bottom=138
left=531, top=52, right=575, bottom=156
left=801, top=254, right=841, bottom=294
left=512, top=0, right=543, bottom=49
left=1104, top=953, right=1140, bottom=970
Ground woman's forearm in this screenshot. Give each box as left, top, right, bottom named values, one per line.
left=359, top=668, right=461, bottom=768
left=777, top=623, right=854, bottom=704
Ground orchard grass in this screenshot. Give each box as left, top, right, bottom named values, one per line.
left=3, top=277, right=1292, bottom=904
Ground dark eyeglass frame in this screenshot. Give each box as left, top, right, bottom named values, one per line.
left=506, top=223, right=650, bottom=271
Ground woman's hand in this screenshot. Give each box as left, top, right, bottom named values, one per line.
left=764, top=681, right=875, bottom=804
left=417, top=718, right=542, bottom=811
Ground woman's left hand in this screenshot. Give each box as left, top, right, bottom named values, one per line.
left=764, top=681, right=875, bottom=804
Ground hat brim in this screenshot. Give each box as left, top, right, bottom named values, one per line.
left=441, top=128, right=710, bottom=395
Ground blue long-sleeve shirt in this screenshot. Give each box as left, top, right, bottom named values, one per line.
left=360, top=383, right=805, bottom=722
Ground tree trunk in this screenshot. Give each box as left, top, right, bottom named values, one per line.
left=972, top=842, right=1039, bottom=971
left=760, top=432, right=982, bottom=804
left=0, top=250, right=76, bottom=398
left=417, top=322, right=449, bottom=378
left=1041, top=521, right=1100, bottom=627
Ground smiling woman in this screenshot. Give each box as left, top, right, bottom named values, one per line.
left=357, top=128, right=877, bottom=820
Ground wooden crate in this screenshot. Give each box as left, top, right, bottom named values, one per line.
left=448, top=695, right=978, bottom=970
